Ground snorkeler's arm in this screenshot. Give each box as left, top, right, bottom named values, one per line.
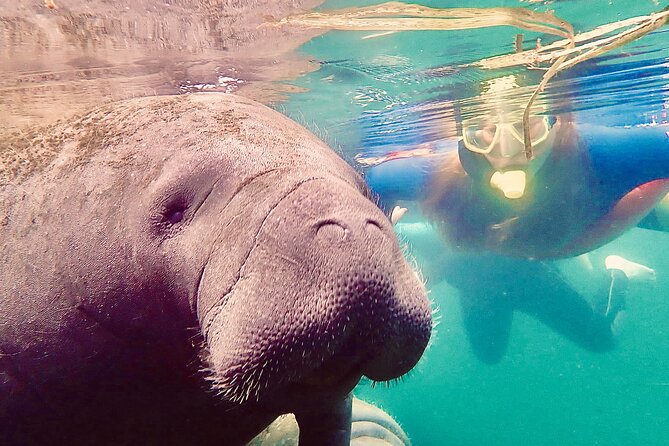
left=365, top=156, right=434, bottom=208
left=638, top=192, right=669, bottom=232
left=364, top=148, right=466, bottom=212
left=578, top=123, right=669, bottom=194
left=560, top=123, right=669, bottom=251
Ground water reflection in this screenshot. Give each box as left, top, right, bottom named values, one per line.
left=0, top=0, right=325, bottom=130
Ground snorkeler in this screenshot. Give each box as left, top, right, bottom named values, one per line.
left=359, top=74, right=669, bottom=363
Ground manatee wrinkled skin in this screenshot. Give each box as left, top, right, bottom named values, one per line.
left=0, top=93, right=431, bottom=445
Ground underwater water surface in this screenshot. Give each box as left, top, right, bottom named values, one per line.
left=279, top=1, right=669, bottom=445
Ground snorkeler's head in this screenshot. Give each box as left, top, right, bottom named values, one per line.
left=457, top=75, right=557, bottom=198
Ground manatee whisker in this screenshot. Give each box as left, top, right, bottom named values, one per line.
left=206, top=355, right=295, bottom=405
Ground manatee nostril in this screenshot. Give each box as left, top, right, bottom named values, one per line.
left=316, top=220, right=348, bottom=242
left=364, top=218, right=384, bottom=234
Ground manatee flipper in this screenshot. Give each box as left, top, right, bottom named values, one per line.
left=295, top=393, right=353, bottom=446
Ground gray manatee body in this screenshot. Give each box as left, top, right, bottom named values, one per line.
left=0, top=93, right=431, bottom=445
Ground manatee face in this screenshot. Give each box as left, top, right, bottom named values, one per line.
left=200, top=175, right=429, bottom=400
left=0, top=93, right=431, bottom=445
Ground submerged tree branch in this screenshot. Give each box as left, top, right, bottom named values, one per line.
left=265, top=1, right=573, bottom=38
left=266, top=2, right=669, bottom=160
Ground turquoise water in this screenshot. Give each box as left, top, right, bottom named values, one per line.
left=279, top=1, right=669, bottom=445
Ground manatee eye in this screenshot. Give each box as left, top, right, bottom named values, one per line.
left=152, top=197, right=191, bottom=232
left=167, top=208, right=185, bottom=225
left=163, top=203, right=187, bottom=226
left=149, top=168, right=218, bottom=235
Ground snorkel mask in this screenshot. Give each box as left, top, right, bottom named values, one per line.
left=461, top=115, right=552, bottom=157
left=458, top=76, right=555, bottom=199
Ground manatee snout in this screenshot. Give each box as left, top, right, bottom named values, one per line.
left=203, top=176, right=431, bottom=407
left=294, top=179, right=432, bottom=382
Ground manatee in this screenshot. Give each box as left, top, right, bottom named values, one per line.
left=0, top=93, right=432, bottom=445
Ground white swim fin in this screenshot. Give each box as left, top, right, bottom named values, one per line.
left=605, top=255, right=656, bottom=282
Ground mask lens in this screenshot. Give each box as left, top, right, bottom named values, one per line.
left=511, top=121, right=525, bottom=137
left=462, top=122, right=497, bottom=153
left=510, top=116, right=550, bottom=144
left=529, top=116, right=550, bottom=144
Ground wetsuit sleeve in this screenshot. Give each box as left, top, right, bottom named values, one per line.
left=578, top=123, right=669, bottom=197
left=364, top=157, right=436, bottom=209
